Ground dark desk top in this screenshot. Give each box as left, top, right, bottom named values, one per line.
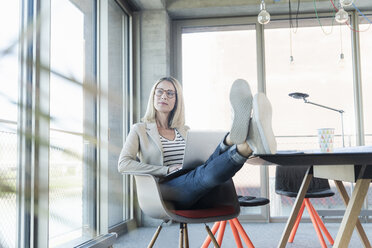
left=247, top=152, right=372, bottom=167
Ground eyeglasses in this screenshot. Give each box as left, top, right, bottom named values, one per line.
left=155, top=88, right=176, bottom=99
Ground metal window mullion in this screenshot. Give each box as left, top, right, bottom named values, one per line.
left=17, top=0, right=50, bottom=247
left=127, top=12, right=135, bottom=222
left=256, top=23, right=266, bottom=94
left=351, top=11, right=364, bottom=146
left=122, top=13, right=131, bottom=221
left=131, top=11, right=141, bottom=224
left=17, top=0, right=35, bottom=247
left=256, top=22, right=270, bottom=221
left=350, top=10, right=369, bottom=212
left=32, top=0, right=50, bottom=247
left=97, top=0, right=109, bottom=235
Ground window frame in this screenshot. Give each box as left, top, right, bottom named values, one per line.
left=14, top=0, right=136, bottom=247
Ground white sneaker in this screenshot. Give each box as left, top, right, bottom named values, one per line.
left=229, top=79, right=253, bottom=144
left=247, top=93, right=277, bottom=154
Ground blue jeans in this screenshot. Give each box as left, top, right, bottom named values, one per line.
left=160, top=140, right=247, bottom=209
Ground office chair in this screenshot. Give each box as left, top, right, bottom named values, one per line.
left=275, top=166, right=335, bottom=248
left=132, top=173, right=240, bottom=248
left=201, top=195, right=270, bottom=248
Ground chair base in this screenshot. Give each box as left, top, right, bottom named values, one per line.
left=148, top=222, right=221, bottom=248
left=289, top=198, right=334, bottom=248
left=202, top=218, right=254, bottom=248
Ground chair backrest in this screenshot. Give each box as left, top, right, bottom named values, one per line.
left=134, top=174, right=172, bottom=221
left=275, top=166, right=333, bottom=198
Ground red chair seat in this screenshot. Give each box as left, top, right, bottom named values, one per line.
left=171, top=205, right=235, bottom=218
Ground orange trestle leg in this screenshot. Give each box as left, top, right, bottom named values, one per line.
left=288, top=201, right=306, bottom=243
left=201, top=218, right=255, bottom=248
left=228, top=219, right=243, bottom=248
left=304, top=199, right=327, bottom=248
left=201, top=221, right=221, bottom=248
left=217, top=221, right=227, bottom=246
left=308, top=199, right=334, bottom=245
left=231, top=218, right=255, bottom=248
left=288, top=199, right=334, bottom=248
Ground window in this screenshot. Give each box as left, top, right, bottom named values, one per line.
left=182, top=26, right=258, bottom=131
left=177, top=13, right=372, bottom=220
left=107, top=0, right=132, bottom=228
left=359, top=16, right=372, bottom=145
left=49, top=0, right=96, bottom=246
left=359, top=15, right=372, bottom=210
left=0, top=0, right=133, bottom=246
left=181, top=24, right=264, bottom=216
left=0, top=1, right=20, bottom=247
left=264, top=18, right=355, bottom=217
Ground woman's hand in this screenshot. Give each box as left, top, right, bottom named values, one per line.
left=168, top=164, right=182, bottom=174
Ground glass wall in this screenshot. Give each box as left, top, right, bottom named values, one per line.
left=182, top=26, right=258, bottom=131
left=264, top=18, right=355, bottom=217
left=178, top=14, right=372, bottom=220
left=265, top=19, right=355, bottom=150
left=360, top=16, right=372, bottom=145
left=107, top=0, right=131, bottom=228
left=0, top=1, right=20, bottom=247
left=359, top=15, right=372, bottom=209
left=182, top=25, right=264, bottom=216
left=0, top=0, right=133, bottom=247
left=49, top=0, right=96, bottom=246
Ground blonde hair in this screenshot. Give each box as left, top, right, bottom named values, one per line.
left=142, top=77, right=185, bottom=128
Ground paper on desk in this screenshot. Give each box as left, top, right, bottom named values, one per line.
left=333, top=146, right=372, bottom=153
left=276, top=146, right=372, bottom=154
left=277, top=146, right=372, bottom=154
left=276, top=150, right=305, bottom=154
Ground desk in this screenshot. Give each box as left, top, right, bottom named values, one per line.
left=247, top=151, right=372, bottom=248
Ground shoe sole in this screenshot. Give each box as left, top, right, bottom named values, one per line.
left=229, top=79, right=253, bottom=144
left=248, top=93, right=277, bottom=154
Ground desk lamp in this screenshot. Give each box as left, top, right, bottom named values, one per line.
left=289, top=92, right=345, bottom=147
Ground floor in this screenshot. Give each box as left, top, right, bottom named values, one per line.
left=114, top=221, right=372, bottom=247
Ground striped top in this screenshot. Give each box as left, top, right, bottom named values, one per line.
left=160, top=129, right=186, bottom=167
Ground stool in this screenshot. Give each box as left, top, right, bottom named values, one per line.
left=202, top=195, right=270, bottom=248
left=276, top=166, right=335, bottom=248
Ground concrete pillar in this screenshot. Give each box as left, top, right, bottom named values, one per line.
left=140, top=10, right=171, bottom=116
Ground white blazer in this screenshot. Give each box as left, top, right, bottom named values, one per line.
left=118, top=122, right=189, bottom=176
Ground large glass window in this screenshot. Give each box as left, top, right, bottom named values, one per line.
left=49, top=0, right=96, bottom=246
left=182, top=27, right=258, bottom=131
left=107, top=0, right=131, bottom=228
left=182, top=25, right=263, bottom=216
left=360, top=17, right=372, bottom=145
left=265, top=19, right=355, bottom=217
left=0, top=1, right=20, bottom=247
left=1, top=0, right=133, bottom=246
left=359, top=15, right=372, bottom=210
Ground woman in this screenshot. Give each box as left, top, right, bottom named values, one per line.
left=118, top=77, right=276, bottom=209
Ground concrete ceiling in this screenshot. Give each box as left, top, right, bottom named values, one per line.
left=128, top=0, right=372, bottom=19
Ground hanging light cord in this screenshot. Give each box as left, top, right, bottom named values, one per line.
left=339, top=24, right=344, bottom=57
left=289, top=29, right=294, bottom=62
left=313, top=0, right=335, bottom=35
left=329, top=0, right=370, bottom=32
left=289, top=0, right=301, bottom=33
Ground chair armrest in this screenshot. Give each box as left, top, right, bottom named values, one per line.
left=130, top=173, right=171, bottom=220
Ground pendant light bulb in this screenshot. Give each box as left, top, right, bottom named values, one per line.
left=258, top=1, right=270, bottom=25
left=335, top=8, right=349, bottom=23
left=340, top=0, right=353, bottom=7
